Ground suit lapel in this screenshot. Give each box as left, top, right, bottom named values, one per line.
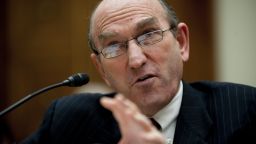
left=173, top=82, right=213, bottom=144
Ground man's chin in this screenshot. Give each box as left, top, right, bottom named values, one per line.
left=131, top=91, right=160, bottom=105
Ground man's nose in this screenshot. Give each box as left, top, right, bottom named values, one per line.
left=127, top=41, right=147, bottom=69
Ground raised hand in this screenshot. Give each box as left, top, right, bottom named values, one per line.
left=100, top=94, right=165, bottom=144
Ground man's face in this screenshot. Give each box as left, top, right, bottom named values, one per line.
left=91, top=0, right=189, bottom=116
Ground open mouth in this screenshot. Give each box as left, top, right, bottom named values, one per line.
left=136, top=74, right=155, bottom=83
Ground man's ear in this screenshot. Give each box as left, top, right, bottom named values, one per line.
left=176, top=23, right=190, bottom=62
left=90, top=53, right=111, bottom=87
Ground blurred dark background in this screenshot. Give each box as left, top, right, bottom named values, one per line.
left=1, top=0, right=254, bottom=143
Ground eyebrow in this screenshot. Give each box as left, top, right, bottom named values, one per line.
left=98, top=17, right=159, bottom=42
left=98, top=31, right=118, bottom=43
left=135, top=17, right=159, bottom=31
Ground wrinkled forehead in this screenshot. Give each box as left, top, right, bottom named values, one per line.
left=94, top=0, right=163, bottom=17
left=91, top=0, right=166, bottom=31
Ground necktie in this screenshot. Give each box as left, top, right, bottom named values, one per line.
left=150, top=118, right=162, bottom=131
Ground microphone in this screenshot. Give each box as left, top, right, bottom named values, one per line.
left=63, top=73, right=89, bottom=87
left=0, top=73, right=90, bottom=117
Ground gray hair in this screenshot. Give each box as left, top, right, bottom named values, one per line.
left=88, top=0, right=179, bottom=55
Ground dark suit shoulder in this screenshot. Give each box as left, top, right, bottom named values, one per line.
left=21, top=92, right=118, bottom=144
left=54, top=92, right=114, bottom=112
left=187, top=81, right=256, bottom=143
left=49, top=93, right=114, bottom=122
left=188, top=81, right=256, bottom=118
left=189, top=81, right=256, bottom=96
left=50, top=92, right=116, bottom=127
left=48, top=92, right=120, bottom=144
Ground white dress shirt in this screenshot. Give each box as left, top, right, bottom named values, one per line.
left=153, top=81, right=183, bottom=144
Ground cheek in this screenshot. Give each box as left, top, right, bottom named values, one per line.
left=101, top=59, right=128, bottom=87
left=153, top=39, right=179, bottom=64
left=153, top=39, right=183, bottom=78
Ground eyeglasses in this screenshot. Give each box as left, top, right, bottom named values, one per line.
left=97, top=26, right=175, bottom=59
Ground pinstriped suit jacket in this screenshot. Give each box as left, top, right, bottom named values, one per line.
left=21, top=81, right=256, bottom=144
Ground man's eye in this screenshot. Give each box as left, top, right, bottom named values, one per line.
left=105, top=45, right=119, bottom=52
left=144, top=31, right=155, bottom=37
left=138, top=31, right=156, bottom=41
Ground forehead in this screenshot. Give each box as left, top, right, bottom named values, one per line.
left=98, top=17, right=159, bottom=41
left=91, top=0, right=167, bottom=35
left=95, top=0, right=164, bottom=14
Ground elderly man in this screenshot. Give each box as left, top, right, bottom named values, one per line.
left=22, top=0, right=256, bottom=144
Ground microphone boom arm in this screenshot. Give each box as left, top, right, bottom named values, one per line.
left=0, top=81, right=66, bottom=117
left=0, top=73, right=89, bottom=117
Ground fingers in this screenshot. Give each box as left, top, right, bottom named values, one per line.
left=100, top=94, right=165, bottom=144
left=100, top=94, right=152, bottom=131
left=100, top=94, right=136, bottom=133
left=100, top=95, right=130, bottom=132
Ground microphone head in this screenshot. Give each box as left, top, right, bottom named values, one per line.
left=65, top=73, right=90, bottom=87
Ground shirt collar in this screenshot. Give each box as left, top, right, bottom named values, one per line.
left=153, top=81, right=183, bottom=131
